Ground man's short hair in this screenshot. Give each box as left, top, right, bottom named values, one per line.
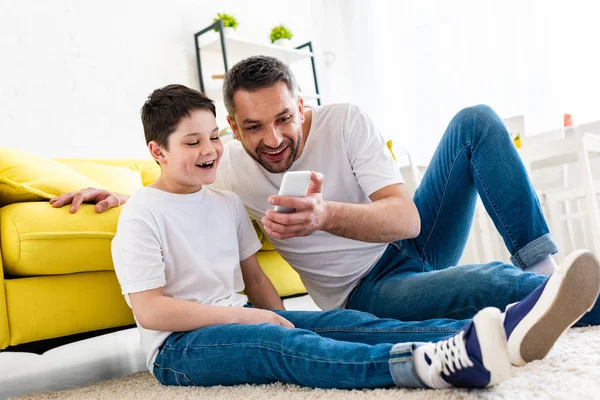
left=222, top=55, right=299, bottom=119
left=141, top=84, right=216, bottom=149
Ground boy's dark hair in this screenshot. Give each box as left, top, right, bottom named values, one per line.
left=222, top=55, right=298, bottom=118
left=141, top=84, right=216, bottom=149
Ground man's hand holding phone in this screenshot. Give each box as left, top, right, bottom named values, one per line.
left=262, top=171, right=327, bottom=240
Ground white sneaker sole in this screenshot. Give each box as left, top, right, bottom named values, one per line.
left=473, top=307, right=512, bottom=386
left=507, top=250, right=600, bottom=366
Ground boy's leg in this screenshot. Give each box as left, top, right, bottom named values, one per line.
left=152, top=307, right=512, bottom=389
left=153, top=317, right=417, bottom=389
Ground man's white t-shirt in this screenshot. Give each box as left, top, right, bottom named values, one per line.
left=111, top=186, right=262, bottom=372
left=213, top=103, right=403, bottom=310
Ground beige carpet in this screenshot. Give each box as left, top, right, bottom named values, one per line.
left=12, top=326, right=600, bottom=400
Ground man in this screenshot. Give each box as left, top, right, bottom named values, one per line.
left=52, top=56, right=600, bottom=330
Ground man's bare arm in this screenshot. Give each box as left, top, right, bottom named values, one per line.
left=322, top=184, right=420, bottom=242
left=263, top=173, right=420, bottom=243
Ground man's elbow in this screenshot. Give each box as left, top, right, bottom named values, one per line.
left=406, top=206, right=421, bottom=239
left=409, top=216, right=421, bottom=238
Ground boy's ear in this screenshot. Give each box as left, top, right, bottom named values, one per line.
left=148, top=141, right=167, bottom=164
left=226, top=115, right=241, bottom=141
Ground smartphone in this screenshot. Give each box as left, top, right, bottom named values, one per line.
left=273, top=171, right=312, bottom=213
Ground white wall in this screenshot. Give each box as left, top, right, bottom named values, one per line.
left=316, top=0, right=600, bottom=165
left=0, top=0, right=325, bottom=158
left=6, top=0, right=597, bottom=166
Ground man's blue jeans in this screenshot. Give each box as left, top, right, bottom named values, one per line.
left=347, top=105, right=600, bottom=327
left=153, top=308, right=469, bottom=389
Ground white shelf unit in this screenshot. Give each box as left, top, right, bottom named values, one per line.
left=193, top=21, right=321, bottom=107
left=200, top=37, right=313, bottom=65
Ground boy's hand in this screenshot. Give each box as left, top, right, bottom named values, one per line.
left=232, top=307, right=295, bottom=328
left=50, top=188, right=129, bottom=214
left=262, top=171, right=327, bottom=240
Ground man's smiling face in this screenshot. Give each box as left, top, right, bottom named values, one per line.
left=227, top=82, right=305, bottom=174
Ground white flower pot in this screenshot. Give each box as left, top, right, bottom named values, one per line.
left=223, top=26, right=235, bottom=37
left=273, top=38, right=292, bottom=47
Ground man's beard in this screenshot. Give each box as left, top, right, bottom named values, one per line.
left=242, top=134, right=302, bottom=174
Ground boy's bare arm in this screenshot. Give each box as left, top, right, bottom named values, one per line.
left=129, top=287, right=293, bottom=332
left=240, top=254, right=285, bottom=310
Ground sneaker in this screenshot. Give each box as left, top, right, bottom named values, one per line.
left=504, top=249, right=600, bottom=366
left=415, top=307, right=511, bottom=389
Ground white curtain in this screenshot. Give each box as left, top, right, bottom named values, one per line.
left=317, top=0, right=600, bottom=165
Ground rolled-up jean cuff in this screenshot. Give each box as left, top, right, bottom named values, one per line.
left=510, top=233, right=559, bottom=270
left=389, top=343, right=427, bottom=389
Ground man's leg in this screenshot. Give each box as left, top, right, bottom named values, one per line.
left=343, top=252, right=600, bottom=369
left=296, top=251, right=598, bottom=372
left=405, top=104, right=556, bottom=271
left=347, top=105, right=600, bottom=326
left=153, top=307, right=510, bottom=389
left=274, top=307, right=468, bottom=344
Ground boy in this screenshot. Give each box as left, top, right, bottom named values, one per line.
left=109, top=84, right=600, bottom=390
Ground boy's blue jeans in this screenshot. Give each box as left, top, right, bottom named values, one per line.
left=347, top=105, right=600, bottom=327
left=153, top=308, right=469, bottom=389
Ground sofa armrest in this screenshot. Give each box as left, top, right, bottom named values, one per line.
left=0, top=250, right=10, bottom=349
left=1, top=202, right=120, bottom=276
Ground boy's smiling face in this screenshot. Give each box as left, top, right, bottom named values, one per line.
left=149, top=109, right=223, bottom=194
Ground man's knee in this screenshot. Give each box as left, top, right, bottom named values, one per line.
left=451, top=104, right=507, bottom=143
left=455, top=104, right=498, bottom=122
left=459, top=263, right=525, bottom=303
left=321, top=308, right=376, bottom=323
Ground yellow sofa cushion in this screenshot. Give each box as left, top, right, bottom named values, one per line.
left=55, top=158, right=156, bottom=172
left=1, top=202, right=119, bottom=276
left=58, top=161, right=143, bottom=196
left=256, top=250, right=306, bottom=297
left=386, top=140, right=397, bottom=161
left=56, top=158, right=160, bottom=188
left=0, top=146, right=103, bottom=206
left=0, top=255, right=9, bottom=349
left=252, top=220, right=275, bottom=251
left=141, top=166, right=161, bottom=186
left=4, top=272, right=134, bottom=346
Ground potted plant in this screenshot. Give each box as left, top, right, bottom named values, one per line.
left=213, top=13, right=239, bottom=37
left=270, top=24, right=293, bottom=46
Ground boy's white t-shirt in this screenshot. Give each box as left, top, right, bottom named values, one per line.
left=111, top=186, right=262, bottom=372
left=213, top=103, right=404, bottom=310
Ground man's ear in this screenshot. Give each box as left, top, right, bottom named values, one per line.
left=227, top=115, right=241, bottom=141
left=148, top=141, right=167, bottom=164
left=297, top=96, right=305, bottom=124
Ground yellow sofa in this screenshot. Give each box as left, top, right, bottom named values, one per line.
left=0, top=149, right=306, bottom=350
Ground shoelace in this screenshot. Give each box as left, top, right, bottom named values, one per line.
left=429, top=331, right=474, bottom=379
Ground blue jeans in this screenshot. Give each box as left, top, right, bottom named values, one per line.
left=347, top=105, right=600, bottom=326
left=153, top=308, right=470, bottom=389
